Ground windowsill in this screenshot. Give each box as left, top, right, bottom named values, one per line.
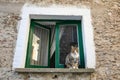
left=15, top=68, right=95, bottom=73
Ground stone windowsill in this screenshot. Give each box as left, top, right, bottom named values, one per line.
left=15, top=68, right=95, bottom=73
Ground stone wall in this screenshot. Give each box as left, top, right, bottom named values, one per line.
left=91, top=0, right=120, bottom=80
left=0, top=12, right=19, bottom=68
left=0, top=68, right=91, bottom=80
left=0, top=0, right=120, bottom=80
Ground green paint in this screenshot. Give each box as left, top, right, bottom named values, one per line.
left=25, top=21, right=51, bottom=68
left=26, top=20, right=85, bottom=68
left=78, top=23, right=85, bottom=68
left=25, top=21, right=34, bottom=68
left=55, top=21, right=85, bottom=68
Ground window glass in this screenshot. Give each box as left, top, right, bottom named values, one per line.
left=59, top=24, right=79, bottom=64
left=26, top=20, right=84, bottom=68
left=31, top=26, right=49, bottom=66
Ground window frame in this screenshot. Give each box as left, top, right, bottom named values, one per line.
left=25, top=20, right=85, bottom=68
left=55, top=21, right=85, bottom=68
left=25, top=21, right=51, bottom=68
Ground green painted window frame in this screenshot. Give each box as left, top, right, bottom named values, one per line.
left=25, top=19, right=85, bottom=68
left=55, top=21, right=85, bottom=68
left=25, top=21, right=51, bottom=68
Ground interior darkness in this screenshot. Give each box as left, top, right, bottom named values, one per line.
left=59, top=25, right=78, bottom=65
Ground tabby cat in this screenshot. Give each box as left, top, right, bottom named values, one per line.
left=65, top=46, right=80, bottom=69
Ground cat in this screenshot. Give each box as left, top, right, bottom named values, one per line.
left=65, top=46, right=80, bottom=69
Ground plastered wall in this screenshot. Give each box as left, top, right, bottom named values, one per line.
left=0, top=0, right=120, bottom=80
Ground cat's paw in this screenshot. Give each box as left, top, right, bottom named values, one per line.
left=75, top=67, right=78, bottom=69
left=73, top=66, right=76, bottom=69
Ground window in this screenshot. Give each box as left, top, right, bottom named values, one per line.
left=26, top=21, right=51, bottom=68
left=25, top=20, right=85, bottom=68
left=13, top=6, right=95, bottom=69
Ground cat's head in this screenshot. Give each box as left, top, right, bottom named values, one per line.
left=71, top=46, right=79, bottom=54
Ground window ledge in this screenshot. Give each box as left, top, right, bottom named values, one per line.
left=15, top=68, right=95, bottom=73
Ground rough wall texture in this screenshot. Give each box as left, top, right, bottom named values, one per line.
left=91, top=0, right=120, bottom=80
left=0, top=0, right=120, bottom=80
left=0, top=12, right=19, bottom=68
left=0, top=68, right=91, bottom=80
